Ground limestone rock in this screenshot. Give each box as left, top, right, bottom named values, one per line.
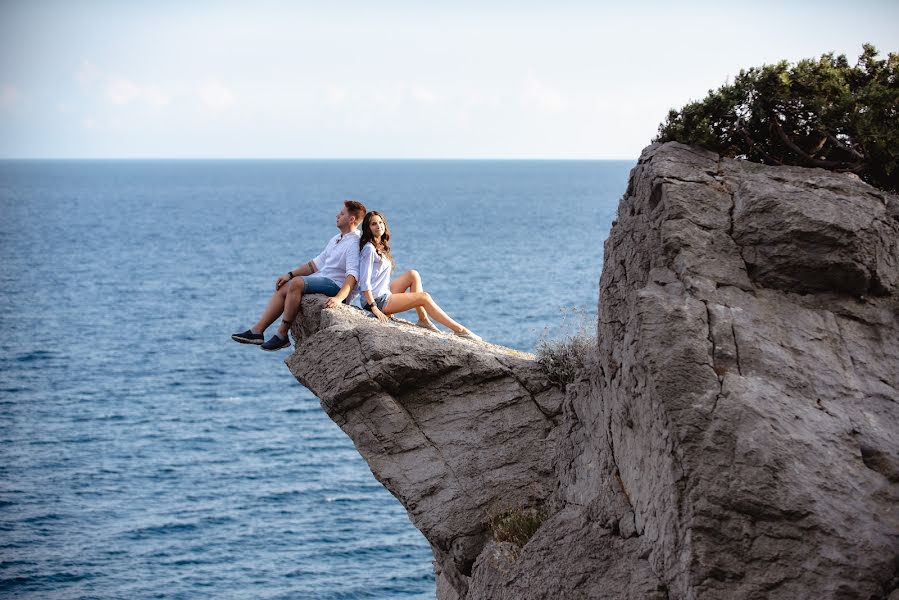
left=286, top=301, right=563, bottom=590
left=591, top=142, right=899, bottom=599
left=285, top=142, right=899, bottom=599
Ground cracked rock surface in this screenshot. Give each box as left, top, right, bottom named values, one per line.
left=286, top=300, right=563, bottom=597
left=587, top=142, right=898, bottom=599
left=286, top=142, right=898, bottom=599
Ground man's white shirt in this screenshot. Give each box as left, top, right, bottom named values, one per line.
left=313, top=229, right=362, bottom=299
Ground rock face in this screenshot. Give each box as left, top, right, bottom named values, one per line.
left=286, top=301, right=564, bottom=596
left=286, top=142, right=899, bottom=599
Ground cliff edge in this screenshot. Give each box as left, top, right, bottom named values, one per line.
left=286, top=142, right=899, bottom=599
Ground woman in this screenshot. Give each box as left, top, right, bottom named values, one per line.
left=356, top=211, right=481, bottom=341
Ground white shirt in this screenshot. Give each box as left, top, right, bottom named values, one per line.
left=313, top=229, right=361, bottom=290
left=356, top=242, right=393, bottom=302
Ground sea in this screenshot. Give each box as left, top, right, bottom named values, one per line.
left=0, top=159, right=632, bottom=599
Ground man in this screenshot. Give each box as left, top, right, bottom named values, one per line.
left=231, top=199, right=366, bottom=351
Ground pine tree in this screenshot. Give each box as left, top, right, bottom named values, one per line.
left=655, top=45, right=898, bottom=193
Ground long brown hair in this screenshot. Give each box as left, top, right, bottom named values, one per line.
left=359, top=211, right=395, bottom=267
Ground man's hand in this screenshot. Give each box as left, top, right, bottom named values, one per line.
left=372, top=307, right=390, bottom=323
left=275, top=273, right=291, bottom=290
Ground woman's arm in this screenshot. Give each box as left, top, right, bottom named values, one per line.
left=360, top=287, right=389, bottom=323
left=357, top=244, right=375, bottom=293
left=358, top=246, right=389, bottom=321
left=366, top=291, right=389, bottom=322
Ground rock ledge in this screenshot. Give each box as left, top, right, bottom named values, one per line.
left=287, top=143, right=899, bottom=599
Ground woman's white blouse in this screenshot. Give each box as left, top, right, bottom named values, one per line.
left=357, top=242, right=393, bottom=301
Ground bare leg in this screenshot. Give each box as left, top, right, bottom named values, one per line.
left=389, top=270, right=429, bottom=324
left=252, top=283, right=290, bottom=334
left=382, top=291, right=464, bottom=332
left=276, top=278, right=305, bottom=338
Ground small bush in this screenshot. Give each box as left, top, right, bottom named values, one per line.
left=536, top=309, right=596, bottom=389
left=655, top=44, right=899, bottom=193
left=487, top=505, right=549, bottom=548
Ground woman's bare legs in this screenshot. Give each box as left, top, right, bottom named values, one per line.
left=381, top=291, right=465, bottom=332
left=389, top=270, right=431, bottom=325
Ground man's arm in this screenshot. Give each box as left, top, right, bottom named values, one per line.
left=324, top=240, right=361, bottom=307
left=324, top=275, right=357, bottom=308
left=275, top=260, right=318, bottom=290
left=291, top=260, right=318, bottom=277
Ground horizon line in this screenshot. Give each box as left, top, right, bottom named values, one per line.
left=0, top=156, right=639, bottom=162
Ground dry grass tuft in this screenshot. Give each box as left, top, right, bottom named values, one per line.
left=487, top=505, right=550, bottom=548
left=535, top=309, right=596, bottom=389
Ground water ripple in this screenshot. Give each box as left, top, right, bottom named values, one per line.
left=0, top=159, right=627, bottom=599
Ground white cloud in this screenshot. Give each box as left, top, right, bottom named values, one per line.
left=107, top=78, right=140, bottom=104
left=411, top=85, right=437, bottom=104
left=326, top=86, right=348, bottom=106
left=74, top=61, right=170, bottom=108
left=1, top=85, right=21, bottom=108
left=460, top=90, right=502, bottom=109
left=104, top=77, right=170, bottom=107
left=371, top=88, right=402, bottom=110
left=198, top=82, right=235, bottom=109
left=523, top=74, right=567, bottom=113
left=321, top=84, right=438, bottom=110
left=82, top=116, right=97, bottom=129
left=74, top=60, right=102, bottom=85
left=143, top=84, right=171, bottom=107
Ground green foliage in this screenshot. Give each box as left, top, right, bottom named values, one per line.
left=655, top=44, right=899, bottom=192
left=487, top=505, right=549, bottom=548
left=535, top=309, right=596, bottom=389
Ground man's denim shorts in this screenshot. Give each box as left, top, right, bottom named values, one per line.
left=301, top=276, right=341, bottom=296
left=362, top=293, right=390, bottom=312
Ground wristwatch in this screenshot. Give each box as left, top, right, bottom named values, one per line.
left=288, top=271, right=294, bottom=280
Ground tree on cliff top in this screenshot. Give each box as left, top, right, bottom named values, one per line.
left=655, top=44, right=898, bottom=193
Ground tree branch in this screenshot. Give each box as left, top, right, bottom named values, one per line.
left=736, top=122, right=783, bottom=165
left=771, top=117, right=864, bottom=171
left=811, top=135, right=828, bottom=154
left=826, top=133, right=867, bottom=161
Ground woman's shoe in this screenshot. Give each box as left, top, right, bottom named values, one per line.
left=454, top=328, right=482, bottom=342
left=415, top=320, right=440, bottom=332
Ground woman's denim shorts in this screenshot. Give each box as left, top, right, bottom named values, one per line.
left=362, top=293, right=390, bottom=312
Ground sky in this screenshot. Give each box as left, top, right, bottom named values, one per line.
left=1, top=0, right=896, bottom=159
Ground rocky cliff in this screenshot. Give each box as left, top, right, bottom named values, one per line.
left=286, top=142, right=899, bottom=599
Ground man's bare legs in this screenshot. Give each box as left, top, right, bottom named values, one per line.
left=273, top=278, right=305, bottom=339
left=248, top=277, right=305, bottom=338
left=389, top=270, right=432, bottom=326
left=252, top=281, right=290, bottom=334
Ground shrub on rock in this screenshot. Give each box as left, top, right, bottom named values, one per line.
left=655, top=44, right=898, bottom=193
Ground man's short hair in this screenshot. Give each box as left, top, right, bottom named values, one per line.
left=344, top=199, right=366, bottom=224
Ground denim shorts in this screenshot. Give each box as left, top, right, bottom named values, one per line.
left=362, top=293, right=390, bottom=312
left=300, top=276, right=341, bottom=296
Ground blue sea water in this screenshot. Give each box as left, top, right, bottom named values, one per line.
left=0, top=160, right=631, bottom=599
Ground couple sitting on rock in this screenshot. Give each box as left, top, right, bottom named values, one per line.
left=232, top=199, right=481, bottom=351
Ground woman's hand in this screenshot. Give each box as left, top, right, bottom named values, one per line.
left=324, top=296, right=344, bottom=309
left=372, top=307, right=390, bottom=323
